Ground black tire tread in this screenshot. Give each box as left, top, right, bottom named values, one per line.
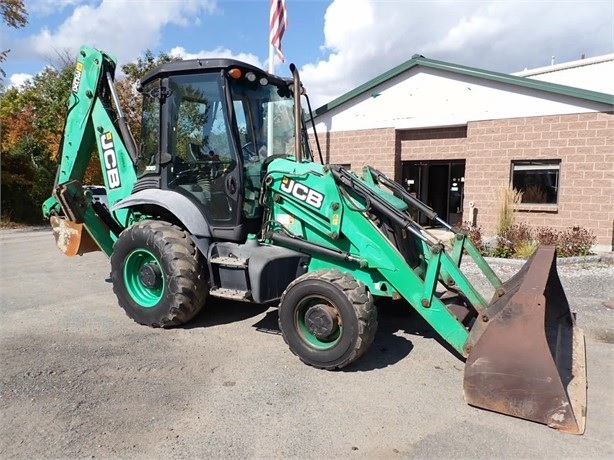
left=111, top=220, right=207, bottom=328
left=279, top=268, right=377, bottom=369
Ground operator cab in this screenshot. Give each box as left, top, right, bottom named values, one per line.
left=135, top=59, right=301, bottom=240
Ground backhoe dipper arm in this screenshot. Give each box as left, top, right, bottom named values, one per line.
left=42, top=45, right=138, bottom=256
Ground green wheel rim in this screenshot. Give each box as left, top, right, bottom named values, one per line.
left=295, top=297, right=342, bottom=350
left=123, top=249, right=164, bottom=307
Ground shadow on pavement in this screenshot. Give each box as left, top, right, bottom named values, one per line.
left=184, top=297, right=270, bottom=329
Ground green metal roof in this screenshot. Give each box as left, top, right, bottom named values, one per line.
left=312, top=54, right=614, bottom=117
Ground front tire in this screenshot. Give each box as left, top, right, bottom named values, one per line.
left=110, top=220, right=208, bottom=327
left=278, top=269, right=377, bottom=369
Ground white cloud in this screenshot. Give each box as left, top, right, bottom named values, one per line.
left=15, top=0, right=217, bottom=66
left=300, top=0, right=614, bottom=109
left=8, top=73, right=33, bottom=88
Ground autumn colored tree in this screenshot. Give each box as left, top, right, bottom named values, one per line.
left=115, top=50, right=179, bottom=143
left=1, top=47, right=182, bottom=224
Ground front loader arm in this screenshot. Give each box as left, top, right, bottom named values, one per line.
left=266, top=159, right=586, bottom=433
left=262, top=161, right=475, bottom=355
left=42, top=46, right=138, bottom=256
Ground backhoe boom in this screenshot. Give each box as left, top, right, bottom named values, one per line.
left=42, top=46, right=138, bottom=256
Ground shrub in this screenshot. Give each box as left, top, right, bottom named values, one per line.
left=535, top=226, right=558, bottom=247
left=491, top=237, right=515, bottom=258
left=454, top=219, right=595, bottom=259
left=454, top=221, right=485, bottom=252
left=555, top=226, right=595, bottom=257
left=501, top=222, right=532, bottom=245
left=486, top=224, right=596, bottom=259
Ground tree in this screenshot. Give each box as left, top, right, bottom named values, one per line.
left=0, top=0, right=26, bottom=27
left=0, top=59, right=75, bottom=223
left=0, top=47, right=183, bottom=224
left=115, top=50, right=180, bottom=143
left=0, top=0, right=28, bottom=78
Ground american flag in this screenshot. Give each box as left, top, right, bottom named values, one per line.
left=270, top=0, right=288, bottom=62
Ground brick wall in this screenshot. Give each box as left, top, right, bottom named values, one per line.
left=310, top=128, right=397, bottom=177
left=315, top=112, right=613, bottom=246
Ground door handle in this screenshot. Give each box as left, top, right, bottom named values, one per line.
left=226, top=175, right=237, bottom=195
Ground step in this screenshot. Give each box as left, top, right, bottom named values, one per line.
left=209, top=256, right=248, bottom=267
left=209, top=287, right=252, bottom=301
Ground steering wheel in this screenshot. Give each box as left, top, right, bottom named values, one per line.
left=242, top=142, right=267, bottom=162
left=168, top=167, right=194, bottom=187
left=241, top=142, right=257, bottom=160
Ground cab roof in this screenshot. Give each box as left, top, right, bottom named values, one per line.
left=139, top=58, right=272, bottom=87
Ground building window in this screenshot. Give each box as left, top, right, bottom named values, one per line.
left=511, top=160, right=560, bottom=204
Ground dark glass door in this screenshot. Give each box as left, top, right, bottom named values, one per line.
left=402, top=160, right=465, bottom=226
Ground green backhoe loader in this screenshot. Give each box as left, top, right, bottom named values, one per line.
left=43, top=46, right=587, bottom=434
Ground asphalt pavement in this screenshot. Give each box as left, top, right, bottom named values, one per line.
left=1, top=227, right=613, bottom=459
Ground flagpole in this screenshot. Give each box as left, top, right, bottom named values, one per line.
left=267, top=44, right=275, bottom=158
left=268, top=0, right=287, bottom=159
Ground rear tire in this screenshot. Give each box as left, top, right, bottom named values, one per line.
left=278, top=269, right=377, bottom=369
left=110, top=220, right=208, bottom=327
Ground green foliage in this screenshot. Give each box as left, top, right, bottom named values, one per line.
left=0, top=62, right=71, bottom=224
left=1, top=47, right=184, bottom=226
left=1, top=135, right=57, bottom=223
left=115, top=50, right=182, bottom=144
left=120, top=50, right=178, bottom=84
left=491, top=239, right=515, bottom=258
left=512, top=241, right=538, bottom=259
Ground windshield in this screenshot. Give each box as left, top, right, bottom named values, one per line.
left=229, top=75, right=296, bottom=219
left=229, top=76, right=295, bottom=162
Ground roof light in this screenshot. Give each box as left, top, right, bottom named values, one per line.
left=259, top=77, right=269, bottom=86
left=245, top=72, right=256, bottom=82
left=229, top=68, right=242, bottom=79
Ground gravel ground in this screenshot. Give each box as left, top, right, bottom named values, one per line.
left=461, top=256, right=614, bottom=345
left=1, top=227, right=613, bottom=459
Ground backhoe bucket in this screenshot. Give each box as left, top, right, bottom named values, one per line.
left=50, top=215, right=100, bottom=256
left=463, top=246, right=587, bottom=434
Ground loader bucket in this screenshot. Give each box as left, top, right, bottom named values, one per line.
left=463, top=246, right=587, bottom=434
left=50, top=215, right=101, bottom=256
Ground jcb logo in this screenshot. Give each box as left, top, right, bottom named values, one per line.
left=101, top=132, right=121, bottom=189
left=280, top=177, right=324, bottom=209
left=71, top=62, right=83, bottom=93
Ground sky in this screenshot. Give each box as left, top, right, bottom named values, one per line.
left=2, top=0, right=613, bottom=109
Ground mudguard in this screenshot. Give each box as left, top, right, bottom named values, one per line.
left=111, top=189, right=211, bottom=238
